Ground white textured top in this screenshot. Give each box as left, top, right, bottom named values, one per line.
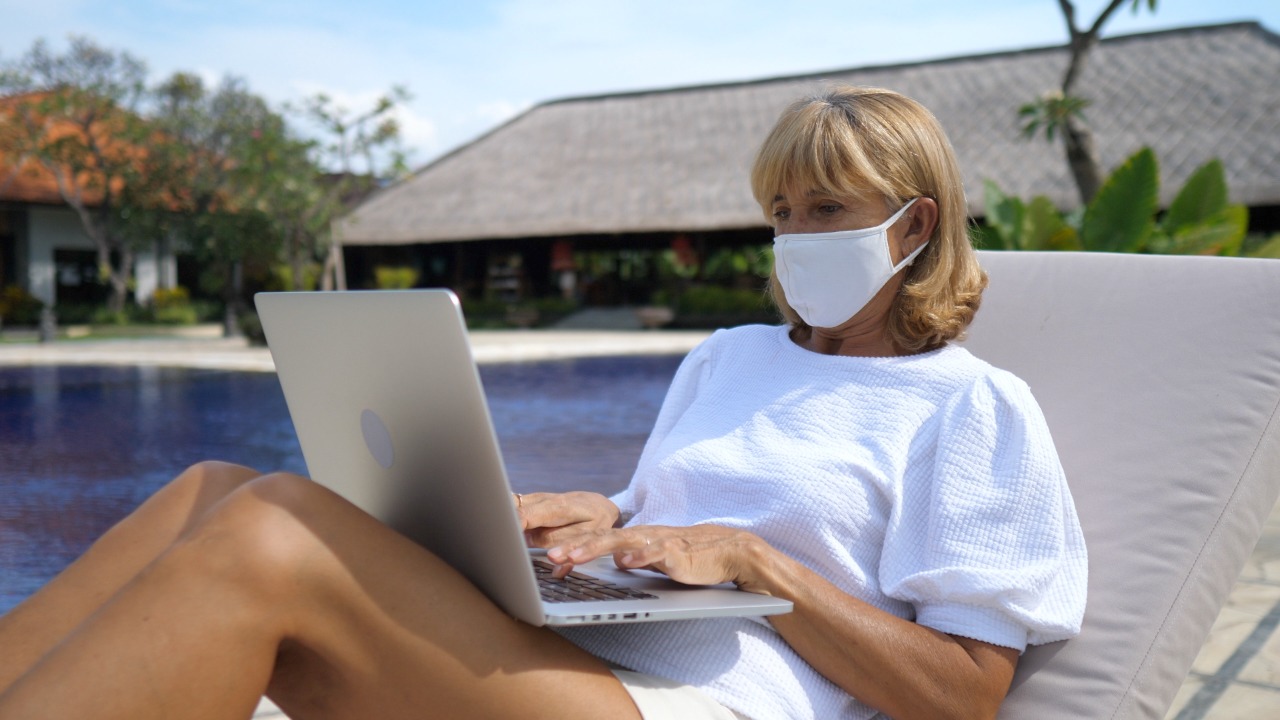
left=558, top=324, right=1088, bottom=720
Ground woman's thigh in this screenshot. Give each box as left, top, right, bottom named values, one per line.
left=211, top=473, right=645, bottom=720
left=0, top=460, right=262, bottom=693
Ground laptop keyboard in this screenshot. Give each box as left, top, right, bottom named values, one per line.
left=532, top=559, right=659, bottom=603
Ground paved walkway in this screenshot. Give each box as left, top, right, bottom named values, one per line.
left=2, top=331, right=1276, bottom=719
left=0, top=329, right=714, bottom=370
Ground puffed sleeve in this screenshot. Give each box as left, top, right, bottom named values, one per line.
left=879, top=371, right=1088, bottom=652
left=609, top=329, right=721, bottom=519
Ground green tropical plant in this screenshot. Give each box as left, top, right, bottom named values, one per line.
left=1247, top=234, right=1280, bottom=259
left=978, top=147, right=1249, bottom=257
left=1080, top=147, right=1159, bottom=252
left=977, top=181, right=1079, bottom=251
left=1018, top=92, right=1090, bottom=142
left=1148, top=159, right=1248, bottom=256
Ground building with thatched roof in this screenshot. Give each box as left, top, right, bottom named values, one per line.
left=337, top=22, right=1280, bottom=307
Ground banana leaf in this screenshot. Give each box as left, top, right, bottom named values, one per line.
left=1163, top=158, right=1228, bottom=233
left=982, top=180, right=1026, bottom=250
left=1164, top=204, right=1248, bottom=256
left=1025, top=196, right=1079, bottom=250
left=1247, top=234, right=1280, bottom=259
left=1083, top=147, right=1158, bottom=253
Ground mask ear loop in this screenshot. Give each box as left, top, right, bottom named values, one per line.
left=894, top=236, right=930, bottom=272
left=887, top=198, right=926, bottom=273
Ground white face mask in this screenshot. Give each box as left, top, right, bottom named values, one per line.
left=772, top=198, right=925, bottom=328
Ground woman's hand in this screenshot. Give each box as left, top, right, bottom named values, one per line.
left=545, top=524, right=774, bottom=590
left=515, top=491, right=620, bottom=548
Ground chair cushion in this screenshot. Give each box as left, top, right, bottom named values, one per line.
left=958, top=252, right=1280, bottom=719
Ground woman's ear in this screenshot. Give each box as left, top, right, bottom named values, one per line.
left=895, top=197, right=938, bottom=263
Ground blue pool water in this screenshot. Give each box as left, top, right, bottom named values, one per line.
left=0, top=355, right=682, bottom=614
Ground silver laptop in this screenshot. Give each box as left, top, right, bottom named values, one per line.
left=254, top=289, right=792, bottom=626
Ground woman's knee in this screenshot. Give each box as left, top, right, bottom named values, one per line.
left=172, top=472, right=333, bottom=594
left=175, top=459, right=262, bottom=499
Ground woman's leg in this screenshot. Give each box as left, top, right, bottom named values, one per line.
left=0, top=460, right=262, bottom=692
left=0, top=472, right=644, bottom=720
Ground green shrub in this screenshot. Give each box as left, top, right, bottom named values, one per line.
left=0, top=286, right=44, bottom=326
left=191, top=300, right=223, bottom=322
left=51, top=302, right=98, bottom=324
left=239, top=311, right=266, bottom=346
left=270, top=263, right=323, bottom=291
left=151, top=286, right=191, bottom=309
left=92, top=307, right=133, bottom=326
left=151, top=304, right=198, bottom=325
left=460, top=297, right=508, bottom=317
left=148, top=286, right=196, bottom=324
left=374, top=266, right=420, bottom=290
left=676, top=285, right=769, bottom=315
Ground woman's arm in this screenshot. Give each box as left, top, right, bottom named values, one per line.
left=743, top=536, right=1018, bottom=720
left=548, top=525, right=1018, bottom=720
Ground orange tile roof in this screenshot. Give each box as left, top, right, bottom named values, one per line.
left=0, top=91, right=131, bottom=207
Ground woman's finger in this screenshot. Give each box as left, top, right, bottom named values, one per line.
left=525, top=524, right=604, bottom=549
left=548, top=524, right=760, bottom=588
left=517, top=491, right=617, bottom=533
left=549, top=527, right=656, bottom=566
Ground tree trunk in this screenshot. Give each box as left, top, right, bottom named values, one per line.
left=1063, top=115, right=1104, bottom=205
left=85, top=215, right=131, bottom=315
left=103, top=246, right=132, bottom=315
left=321, top=241, right=346, bottom=291
left=1055, top=0, right=1130, bottom=206
left=321, top=241, right=334, bottom=292
left=223, top=260, right=244, bottom=338
left=289, top=228, right=305, bottom=290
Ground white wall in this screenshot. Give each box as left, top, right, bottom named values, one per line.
left=25, top=207, right=176, bottom=307
left=27, top=207, right=94, bottom=307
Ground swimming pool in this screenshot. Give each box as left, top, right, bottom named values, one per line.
left=0, top=355, right=682, bottom=614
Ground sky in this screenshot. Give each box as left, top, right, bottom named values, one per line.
left=2, top=0, right=1276, bottom=169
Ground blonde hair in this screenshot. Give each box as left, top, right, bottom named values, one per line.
left=750, top=86, right=986, bottom=353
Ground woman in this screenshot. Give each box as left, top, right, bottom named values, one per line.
left=0, top=86, right=1086, bottom=720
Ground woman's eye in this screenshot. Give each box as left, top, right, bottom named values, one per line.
left=772, top=208, right=790, bottom=220
left=819, top=204, right=842, bottom=214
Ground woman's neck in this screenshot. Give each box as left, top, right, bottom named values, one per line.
left=791, top=324, right=899, bottom=358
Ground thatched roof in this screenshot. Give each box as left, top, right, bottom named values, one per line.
left=339, top=22, right=1280, bottom=246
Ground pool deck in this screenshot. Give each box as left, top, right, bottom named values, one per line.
left=2, top=331, right=1278, bottom=719
left=0, top=329, right=715, bottom=370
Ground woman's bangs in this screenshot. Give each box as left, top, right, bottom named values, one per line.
left=755, top=114, right=873, bottom=207
left=800, top=109, right=886, bottom=200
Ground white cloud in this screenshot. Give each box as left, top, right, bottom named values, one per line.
left=472, top=99, right=530, bottom=126
left=391, top=104, right=438, bottom=163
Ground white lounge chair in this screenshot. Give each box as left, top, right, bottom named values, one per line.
left=959, top=251, right=1280, bottom=719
